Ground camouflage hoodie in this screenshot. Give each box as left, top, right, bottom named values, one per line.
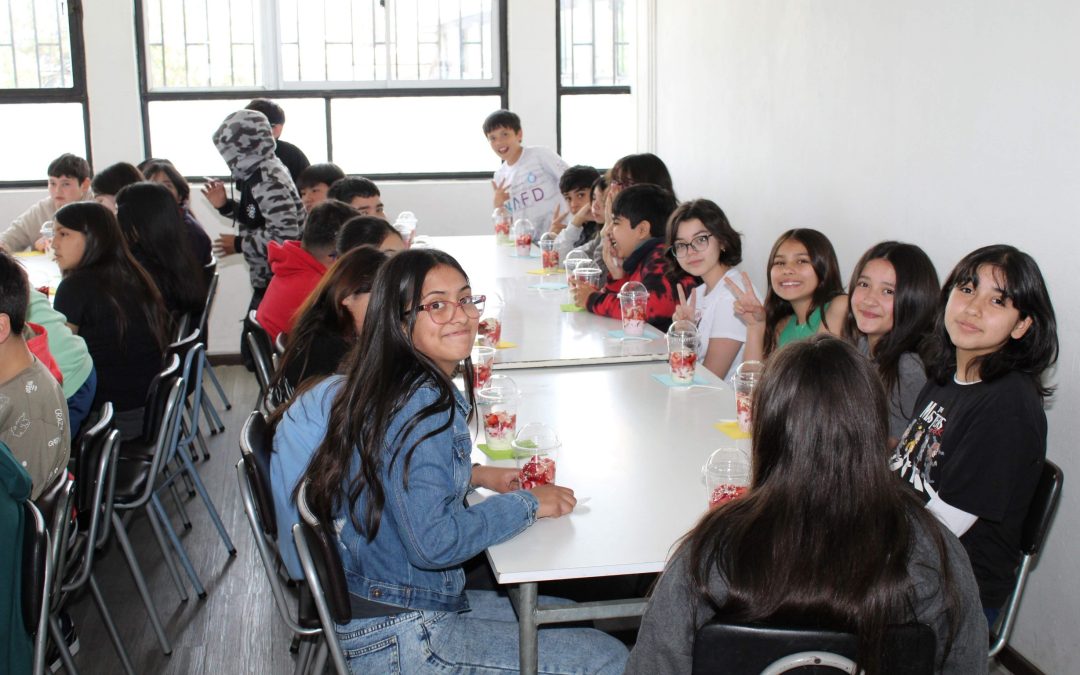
left=212, top=109, right=304, bottom=289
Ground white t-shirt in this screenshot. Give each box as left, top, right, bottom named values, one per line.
left=493, top=146, right=569, bottom=240
left=694, top=267, right=751, bottom=380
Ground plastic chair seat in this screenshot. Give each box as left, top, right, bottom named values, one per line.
left=111, top=455, right=156, bottom=504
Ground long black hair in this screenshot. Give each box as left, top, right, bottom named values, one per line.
left=762, top=228, right=845, bottom=357
left=686, top=336, right=961, bottom=674
left=842, top=241, right=939, bottom=406
left=301, top=249, right=476, bottom=537
left=928, top=245, right=1058, bottom=397
left=53, top=201, right=170, bottom=353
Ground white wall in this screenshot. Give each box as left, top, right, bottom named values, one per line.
left=655, top=1, right=1078, bottom=670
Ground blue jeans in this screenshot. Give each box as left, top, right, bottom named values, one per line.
left=66, top=367, right=97, bottom=439
left=336, top=590, right=628, bottom=674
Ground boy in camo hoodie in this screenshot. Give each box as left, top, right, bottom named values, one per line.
left=204, top=109, right=305, bottom=307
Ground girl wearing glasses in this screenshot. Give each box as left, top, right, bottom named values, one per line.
left=666, top=199, right=750, bottom=379
left=297, top=249, right=628, bottom=673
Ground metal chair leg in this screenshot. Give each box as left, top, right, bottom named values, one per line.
left=201, top=388, right=224, bottom=435
left=150, top=496, right=206, bottom=598
left=110, top=513, right=173, bottom=654
left=88, top=573, right=136, bottom=675
left=137, top=500, right=189, bottom=602
left=310, top=639, right=328, bottom=675
left=47, top=613, right=80, bottom=674
left=204, top=363, right=232, bottom=410
left=175, top=441, right=237, bottom=556
left=294, top=638, right=313, bottom=675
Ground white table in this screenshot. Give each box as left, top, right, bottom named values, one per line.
left=427, top=235, right=670, bottom=368
left=468, top=361, right=748, bottom=673
left=14, top=251, right=62, bottom=296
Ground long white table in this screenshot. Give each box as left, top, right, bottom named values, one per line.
left=14, top=250, right=62, bottom=296
left=468, top=361, right=748, bottom=673
left=427, top=235, right=670, bottom=368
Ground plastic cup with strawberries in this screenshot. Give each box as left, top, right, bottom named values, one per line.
left=492, top=206, right=511, bottom=244
left=512, top=423, right=560, bottom=489
left=477, top=376, right=520, bottom=452
left=573, top=264, right=603, bottom=294
left=471, top=345, right=496, bottom=392
left=666, top=320, right=700, bottom=384
left=477, top=293, right=503, bottom=348
left=734, top=360, right=765, bottom=434
left=512, top=219, right=534, bottom=256
left=617, top=281, right=649, bottom=337
left=702, top=448, right=750, bottom=508
left=392, top=211, right=417, bottom=248
left=539, top=232, right=560, bottom=272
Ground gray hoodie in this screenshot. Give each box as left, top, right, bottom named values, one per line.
left=212, top=109, right=304, bottom=289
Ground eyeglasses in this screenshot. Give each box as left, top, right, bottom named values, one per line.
left=610, top=177, right=635, bottom=190
left=414, top=294, right=486, bottom=324
left=669, top=233, right=715, bottom=258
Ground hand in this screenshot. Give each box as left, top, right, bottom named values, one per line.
left=601, top=231, right=625, bottom=280
left=724, top=271, right=766, bottom=326
left=491, top=178, right=510, bottom=209
left=549, top=202, right=568, bottom=234
left=572, top=280, right=598, bottom=308
left=471, top=465, right=521, bottom=494
left=202, top=179, right=227, bottom=209
left=570, top=201, right=592, bottom=227
left=33, top=237, right=48, bottom=252
left=213, top=234, right=238, bottom=256
left=530, top=483, right=576, bottom=518
left=673, top=284, right=698, bottom=323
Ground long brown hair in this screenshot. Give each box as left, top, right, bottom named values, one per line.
left=762, top=229, right=845, bottom=357
left=686, top=337, right=960, bottom=673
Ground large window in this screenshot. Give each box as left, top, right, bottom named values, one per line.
left=136, top=0, right=505, bottom=179
left=0, top=0, right=88, bottom=184
left=557, top=0, right=634, bottom=169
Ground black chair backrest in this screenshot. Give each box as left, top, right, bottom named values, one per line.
left=33, top=471, right=73, bottom=545
left=169, top=328, right=203, bottom=398
left=692, top=622, right=935, bottom=675
left=75, top=402, right=114, bottom=519
left=139, top=354, right=182, bottom=444
left=239, top=411, right=277, bottom=538
left=274, top=332, right=287, bottom=356
left=198, top=267, right=218, bottom=336
left=297, top=483, right=352, bottom=624
left=21, top=500, right=49, bottom=636
left=1021, top=460, right=1062, bottom=556
left=244, top=310, right=276, bottom=394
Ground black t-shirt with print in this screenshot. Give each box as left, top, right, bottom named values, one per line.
left=890, top=370, right=1046, bottom=608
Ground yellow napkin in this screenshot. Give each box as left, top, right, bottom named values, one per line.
left=527, top=268, right=563, bottom=275
left=714, top=421, right=751, bottom=439
left=495, top=341, right=516, bottom=349
left=13, top=250, right=44, bottom=258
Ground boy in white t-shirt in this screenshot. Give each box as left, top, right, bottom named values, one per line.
left=484, top=110, right=569, bottom=241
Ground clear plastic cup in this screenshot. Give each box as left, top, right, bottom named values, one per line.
left=478, top=376, right=520, bottom=451
left=492, top=207, right=511, bottom=244
left=618, top=281, right=649, bottom=337
left=512, top=423, right=560, bottom=489
left=703, top=448, right=750, bottom=508
left=393, top=211, right=417, bottom=248
left=735, top=360, right=765, bottom=434
left=477, top=293, right=504, bottom=347
left=573, top=264, right=603, bottom=292
left=471, top=345, right=496, bottom=392
left=512, top=218, right=534, bottom=256
left=667, top=320, right=700, bottom=384
left=539, top=232, right=559, bottom=272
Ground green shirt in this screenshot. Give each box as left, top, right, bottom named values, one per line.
left=777, top=302, right=829, bottom=348
left=26, top=289, right=93, bottom=398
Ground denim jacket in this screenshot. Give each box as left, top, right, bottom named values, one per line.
left=334, top=379, right=539, bottom=612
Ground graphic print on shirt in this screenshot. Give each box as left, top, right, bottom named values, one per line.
left=507, top=172, right=546, bottom=215
left=889, top=399, right=947, bottom=498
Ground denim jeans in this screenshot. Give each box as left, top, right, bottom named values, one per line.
left=336, top=590, right=628, bottom=674
left=65, top=366, right=96, bottom=439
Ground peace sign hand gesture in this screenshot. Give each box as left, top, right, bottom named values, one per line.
left=673, top=284, right=698, bottom=323
left=724, top=272, right=766, bottom=327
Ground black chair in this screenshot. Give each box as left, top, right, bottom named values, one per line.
left=32, top=471, right=76, bottom=674
left=22, top=499, right=51, bottom=675
left=275, top=331, right=288, bottom=357
left=244, top=309, right=277, bottom=413
left=294, top=481, right=351, bottom=675
left=989, top=459, right=1064, bottom=658
left=237, top=411, right=325, bottom=675
left=692, top=622, right=935, bottom=675
left=198, top=258, right=233, bottom=433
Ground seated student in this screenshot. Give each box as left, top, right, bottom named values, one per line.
left=285, top=249, right=626, bottom=672
left=572, top=184, right=693, bottom=332
left=26, top=289, right=96, bottom=439
left=51, top=203, right=170, bottom=440
left=327, top=176, right=385, bottom=218
left=336, top=215, right=405, bottom=254
left=890, top=245, right=1058, bottom=627
left=627, top=337, right=987, bottom=674
left=0, top=153, right=91, bottom=253
left=116, top=182, right=208, bottom=322
left=138, top=158, right=213, bottom=265
left=1, top=440, right=33, bottom=672
left=89, top=162, right=144, bottom=213
left=244, top=98, right=310, bottom=183
left=485, top=109, right=569, bottom=241
left=552, top=164, right=602, bottom=260
left=297, top=162, right=346, bottom=212
left=256, top=200, right=358, bottom=342
left=0, top=251, right=70, bottom=499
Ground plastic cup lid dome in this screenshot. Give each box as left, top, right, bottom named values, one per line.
left=513, top=218, right=534, bottom=234
left=667, top=319, right=699, bottom=338
left=395, top=211, right=417, bottom=225
left=565, top=250, right=589, bottom=261
left=478, top=374, right=519, bottom=402
left=618, top=281, right=648, bottom=299
left=511, top=422, right=560, bottom=453
left=702, top=447, right=750, bottom=475
left=539, top=231, right=558, bottom=243
left=574, top=263, right=601, bottom=275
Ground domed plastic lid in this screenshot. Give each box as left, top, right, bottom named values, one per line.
left=395, top=211, right=417, bottom=225
left=565, top=249, right=589, bottom=262
left=478, top=374, right=519, bottom=403
left=667, top=319, right=699, bottom=339
left=511, top=422, right=560, bottom=454
left=512, top=218, right=534, bottom=235
left=539, top=231, right=557, bottom=243
left=702, top=447, right=750, bottom=477
left=617, top=280, right=648, bottom=299
left=492, top=206, right=509, bottom=217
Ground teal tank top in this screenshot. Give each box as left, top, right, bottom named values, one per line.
left=777, top=303, right=829, bottom=347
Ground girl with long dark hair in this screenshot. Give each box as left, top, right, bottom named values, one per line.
left=292, top=249, right=627, bottom=673
left=138, top=158, right=213, bottom=264
left=51, top=202, right=169, bottom=438
left=628, top=336, right=986, bottom=673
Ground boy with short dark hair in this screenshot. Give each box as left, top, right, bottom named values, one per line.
left=0, top=251, right=69, bottom=500
left=298, top=162, right=346, bottom=212
left=336, top=215, right=406, bottom=255
left=328, top=176, right=385, bottom=218
left=256, top=200, right=358, bottom=341
left=484, top=109, right=569, bottom=241
left=0, top=153, right=91, bottom=252
left=245, top=98, right=311, bottom=182
left=552, top=164, right=602, bottom=259
left=572, top=184, right=694, bottom=332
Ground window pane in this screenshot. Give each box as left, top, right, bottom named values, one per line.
left=560, top=0, right=634, bottom=87
left=0, top=103, right=84, bottom=180
left=0, top=0, right=73, bottom=89
left=560, top=93, right=633, bottom=169
left=330, top=95, right=499, bottom=173
left=147, top=98, right=328, bottom=177
left=143, top=0, right=262, bottom=90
